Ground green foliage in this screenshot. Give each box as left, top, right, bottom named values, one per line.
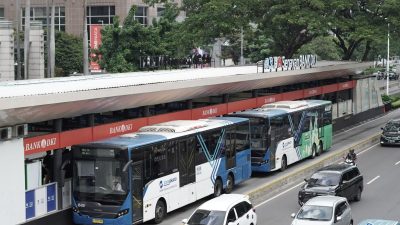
left=297, top=36, right=341, bottom=60
left=98, top=7, right=166, bottom=73
left=255, top=0, right=327, bottom=58
left=54, top=31, right=83, bottom=76
left=391, top=100, right=400, bottom=109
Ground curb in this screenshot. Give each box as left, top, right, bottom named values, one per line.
left=245, top=132, right=381, bottom=204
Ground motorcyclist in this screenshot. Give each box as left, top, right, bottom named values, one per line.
left=345, top=149, right=357, bottom=163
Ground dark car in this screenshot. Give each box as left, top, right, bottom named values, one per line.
left=298, top=164, right=363, bottom=205
left=380, top=119, right=400, bottom=146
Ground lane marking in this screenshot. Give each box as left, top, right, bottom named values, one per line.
left=357, top=144, right=379, bottom=156
left=254, top=181, right=305, bottom=208
left=367, top=175, right=380, bottom=185
left=395, top=161, right=400, bottom=165
left=333, top=110, right=397, bottom=137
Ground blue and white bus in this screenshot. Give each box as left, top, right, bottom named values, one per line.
left=71, top=117, right=251, bottom=225
left=231, top=100, right=332, bottom=173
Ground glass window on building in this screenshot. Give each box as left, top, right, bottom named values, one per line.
left=0, top=8, right=4, bottom=20
left=87, top=5, right=115, bottom=26
left=135, top=6, right=148, bottom=25
left=21, top=7, right=66, bottom=31
left=157, top=7, right=165, bottom=17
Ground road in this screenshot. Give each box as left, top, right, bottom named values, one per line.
left=255, top=143, right=400, bottom=225
left=145, top=109, right=400, bottom=225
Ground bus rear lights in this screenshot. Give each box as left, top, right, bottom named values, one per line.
left=115, top=209, right=129, bottom=218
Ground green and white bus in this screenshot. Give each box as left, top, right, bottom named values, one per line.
left=231, top=100, right=332, bottom=172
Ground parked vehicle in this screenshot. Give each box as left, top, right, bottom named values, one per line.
left=291, top=196, right=353, bottom=225
left=358, top=219, right=400, bottom=225
left=298, top=164, right=363, bottom=205
left=380, top=119, right=400, bottom=146
left=182, top=194, right=257, bottom=225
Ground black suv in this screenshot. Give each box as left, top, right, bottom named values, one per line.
left=380, top=119, right=400, bottom=146
left=298, top=164, right=363, bottom=205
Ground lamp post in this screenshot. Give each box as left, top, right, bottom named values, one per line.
left=386, top=22, right=390, bottom=95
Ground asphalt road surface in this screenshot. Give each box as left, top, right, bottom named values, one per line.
left=147, top=109, right=400, bottom=225
left=254, top=143, right=400, bottom=225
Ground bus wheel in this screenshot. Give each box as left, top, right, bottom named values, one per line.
left=280, top=155, right=287, bottom=172
left=214, top=178, right=223, bottom=197
left=225, top=174, right=234, bottom=194
left=311, top=144, right=317, bottom=159
left=154, top=200, right=166, bottom=224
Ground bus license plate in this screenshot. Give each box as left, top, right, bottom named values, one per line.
left=92, top=219, right=103, bottom=224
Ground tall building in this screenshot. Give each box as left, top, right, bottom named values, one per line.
left=1, top=0, right=184, bottom=37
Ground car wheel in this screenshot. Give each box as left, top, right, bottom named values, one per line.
left=354, top=187, right=362, bottom=201
left=280, top=155, right=287, bottom=172
left=214, top=179, right=223, bottom=197
left=225, top=174, right=234, bottom=194
left=154, top=200, right=166, bottom=224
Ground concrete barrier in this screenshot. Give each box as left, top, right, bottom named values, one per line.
left=246, top=132, right=381, bottom=204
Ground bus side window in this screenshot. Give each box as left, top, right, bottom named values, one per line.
left=236, top=123, right=250, bottom=152
left=195, top=139, right=208, bottom=164
left=225, top=127, right=236, bottom=155
left=167, top=141, right=178, bottom=173
left=143, top=147, right=152, bottom=183
left=323, top=109, right=332, bottom=126
left=152, top=143, right=168, bottom=178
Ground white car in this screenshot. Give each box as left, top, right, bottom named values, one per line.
left=182, top=194, right=257, bottom=225
left=291, top=196, right=353, bottom=225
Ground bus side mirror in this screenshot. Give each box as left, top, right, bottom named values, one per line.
left=122, top=160, right=133, bottom=172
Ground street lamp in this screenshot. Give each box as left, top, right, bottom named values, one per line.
left=386, top=21, right=390, bottom=95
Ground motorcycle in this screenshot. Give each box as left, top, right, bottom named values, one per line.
left=343, top=156, right=356, bottom=166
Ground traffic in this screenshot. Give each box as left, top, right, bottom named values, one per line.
left=70, top=100, right=334, bottom=225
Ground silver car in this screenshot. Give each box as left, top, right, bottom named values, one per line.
left=291, top=196, right=353, bottom=225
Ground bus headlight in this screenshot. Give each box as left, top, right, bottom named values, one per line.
left=115, top=209, right=129, bottom=218
left=72, top=206, right=81, bottom=215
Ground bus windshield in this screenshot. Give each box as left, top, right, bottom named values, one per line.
left=249, top=118, right=269, bottom=151
left=73, top=156, right=128, bottom=205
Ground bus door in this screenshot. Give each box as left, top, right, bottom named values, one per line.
left=178, top=138, right=196, bottom=187
left=131, top=152, right=144, bottom=223
left=225, top=128, right=236, bottom=170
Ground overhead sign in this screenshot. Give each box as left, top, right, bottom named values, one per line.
left=263, top=54, right=317, bottom=72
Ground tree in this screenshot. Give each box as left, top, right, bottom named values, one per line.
left=54, top=31, right=83, bottom=76
left=255, top=0, right=327, bottom=58
left=98, top=6, right=165, bottom=72
left=297, top=36, right=341, bottom=60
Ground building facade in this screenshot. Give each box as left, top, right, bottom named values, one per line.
left=1, top=0, right=184, bottom=37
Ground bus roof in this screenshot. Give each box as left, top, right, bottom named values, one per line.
left=76, top=117, right=248, bottom=149
left=232, top=100, right=330, bottom=118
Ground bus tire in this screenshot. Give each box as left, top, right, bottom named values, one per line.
left=317, top=142, right=323, bottom=156
left=280, top=155, right=287, bottom=172
left=154, top=199, right=166, bottom=224
left=311, top=144, right=317, bottom=159
left=214, top=178, right=223, bottom=197
left=225, top=174, right=234, bottom=194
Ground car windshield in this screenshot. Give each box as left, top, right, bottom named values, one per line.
left=384, top=122, right=400, bottom=132
left=296, top=205, right=333, bottom=221
left=309, top=172, right=340, bottom=186
left=188, top=209, right=226, bottom=225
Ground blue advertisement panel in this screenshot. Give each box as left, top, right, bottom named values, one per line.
left=25, top=190, right=35, bottom=219
left=47, top=183, right=57, bottom=212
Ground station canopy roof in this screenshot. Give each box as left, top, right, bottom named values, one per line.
left=0, top=61, right=371, bottom=127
